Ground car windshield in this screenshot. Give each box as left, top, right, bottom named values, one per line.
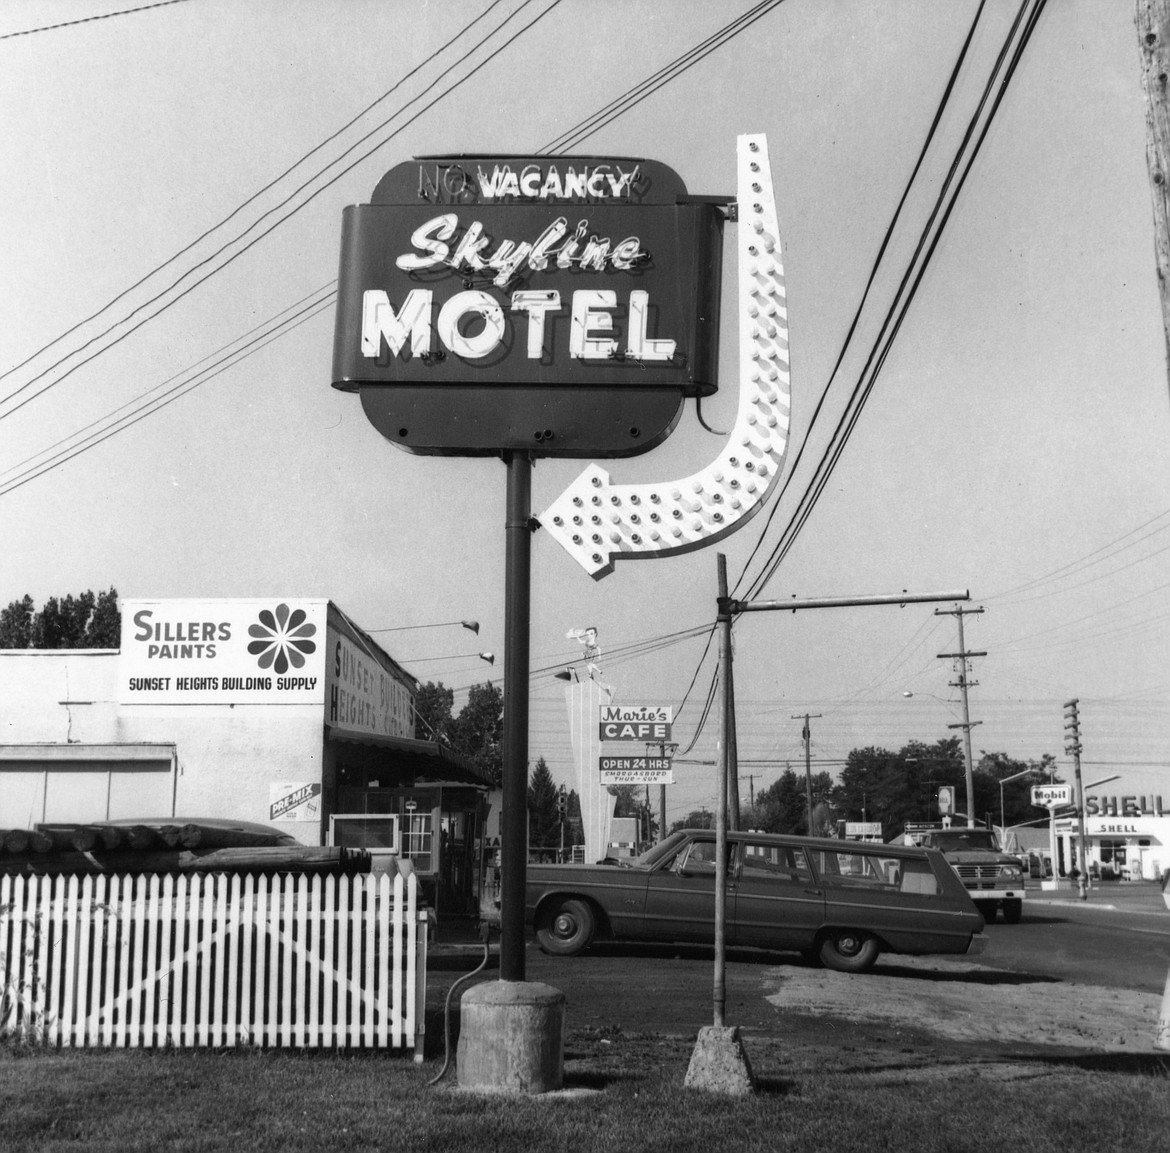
left=930, top=830, right=1001, bottom=852
left=630, top=831, right=692, bottom=870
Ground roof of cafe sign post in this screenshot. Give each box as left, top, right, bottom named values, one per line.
left=331, top=154, right=726, bottom=457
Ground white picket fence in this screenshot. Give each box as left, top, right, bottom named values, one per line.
left=0, top=870, right=428, bottom=1058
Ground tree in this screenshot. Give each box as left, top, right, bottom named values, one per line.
left=0, top=595, right=34, bottom=648
left=411, top=679, right=503, bottom=785
left=829, top=738, right=1060, bottom=837
left=975, top=751, right=1059, bottom=830
left=828, top=738, right=963, bottom=837
left=744, top=767, right=834, bottom=835
left=413, top=681, right=454, bottom=742
left=670, top=809, right=714, bottom=834
left=608, top=783, right=657, bottom=844
left=564, top=789, right=584, bottom=850
left=1, top=589, right=120, bottom=649
left=527, top=758, right=560, bottom=849
left=85, top=589, right=121, bottom=647
left=447, top=681, right=504, bottom=788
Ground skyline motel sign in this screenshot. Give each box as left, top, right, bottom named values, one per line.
left=331, top=155, right=726, bottom=457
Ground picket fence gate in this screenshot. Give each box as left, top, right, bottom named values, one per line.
left=0, top=870, right=428, bottom=1059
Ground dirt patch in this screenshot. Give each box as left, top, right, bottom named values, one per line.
left=763, top=956, right=1163, bottom=1052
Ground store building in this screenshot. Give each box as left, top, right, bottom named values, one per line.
left=0, top=598, right=492, bottom=917
left=1043, top=794, right=1168, bottom=881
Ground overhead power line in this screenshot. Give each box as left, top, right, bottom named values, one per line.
left=669, top=0, right=1043, bottom=753
left=738, top=0, right=1046, bottom=603
left=539, top=0, right=787, bottom=153
left=733, top=0, right=989, bottom=601
left=986, top=506, right=1170, bottom=603
left=0, top=0, right=783, bottom=499
left=0, top=0, right=192, bottom=40
left=0, top=0, right=557, bottom=418
left=0, top=284, right=338, bottom=498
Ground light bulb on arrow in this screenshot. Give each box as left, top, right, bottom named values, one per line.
left=537, top=133, right=791, bottom=580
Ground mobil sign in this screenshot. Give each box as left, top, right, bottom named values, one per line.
left=599, top=704, right=673, bottom=742
left=332, top=155, right=724, bottom=457
left=1032, top=784, right=1072, bottom=808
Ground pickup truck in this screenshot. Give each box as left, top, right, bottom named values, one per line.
left=903, top=825, right=1026, bottom=923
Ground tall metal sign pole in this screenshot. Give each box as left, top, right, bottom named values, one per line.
left=332, top=149, right=728, bottom=1092
left=500, top=451, right=532, bottom=978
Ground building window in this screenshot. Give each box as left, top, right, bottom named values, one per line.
left=402, top=810, right=433, bottom=872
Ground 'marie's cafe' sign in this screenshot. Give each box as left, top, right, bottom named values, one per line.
left=332, top=155, right=726, bottom=458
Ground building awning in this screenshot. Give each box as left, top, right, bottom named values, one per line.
left=326, top=729, right=492, bottom=787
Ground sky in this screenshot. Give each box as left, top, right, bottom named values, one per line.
left=2, top=0, right=1168, bottom=828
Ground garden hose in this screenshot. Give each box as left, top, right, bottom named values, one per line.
left=426, top=921, right=493, bottom=1087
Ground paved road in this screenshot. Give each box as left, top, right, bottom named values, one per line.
left=979, top=883, right=1170, bottom=994
left=430, top=881, right=1170, bottom=1038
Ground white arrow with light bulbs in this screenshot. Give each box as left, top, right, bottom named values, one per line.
left=538, top=133, right=791, bottom=580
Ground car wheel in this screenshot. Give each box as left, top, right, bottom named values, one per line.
left=977, top=901, right=998, bottom=924
left=818, top=929, right=879, bottom=974
left=536, top=898, right=595, bottom=956
left=1002, top=899, right=1022, bottom=924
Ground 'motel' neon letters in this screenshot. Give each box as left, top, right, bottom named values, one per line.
left=361, top=287, right=675, bottom=363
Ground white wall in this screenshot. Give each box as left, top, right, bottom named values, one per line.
left=0, top=650, right=326, bottom=845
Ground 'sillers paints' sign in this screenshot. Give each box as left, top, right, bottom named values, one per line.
left=120, top=600, right=327, bottom=705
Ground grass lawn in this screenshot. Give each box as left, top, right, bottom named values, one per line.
left=3, top=1026, right=1170, bottom=1153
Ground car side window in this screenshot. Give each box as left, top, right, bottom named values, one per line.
left=678, top=840, right=719, bottom=874
left=814, top=850, right=894, bottom=887
left=740, top=843, right=812, bottom=883
left=897, top=858, right=942, bottom=896
left=812, top=850, right=940, bottom=894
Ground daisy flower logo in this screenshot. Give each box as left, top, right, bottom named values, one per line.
left=247, top=603, right=317, bottom=674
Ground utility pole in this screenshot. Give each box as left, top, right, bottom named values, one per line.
left=1136, top=0, right=1170, bottom=378
left=712, top=566, right=970, bottom=1037
left=936, top=605, right=985, bottom=829
left=792, top=712, right=822, bottom=835
left=645, top=738, right=678, bottom=844
left=1064, top=698, right=1089, bottom=901
left=728, top=661, right=741, bottom=830
left=713, top=554, right=733, bottom=1027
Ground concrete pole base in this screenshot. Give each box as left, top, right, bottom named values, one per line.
left=685, top=1025, right=756, bottom=1095
left=456, top=980, right=566, bottom=1094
